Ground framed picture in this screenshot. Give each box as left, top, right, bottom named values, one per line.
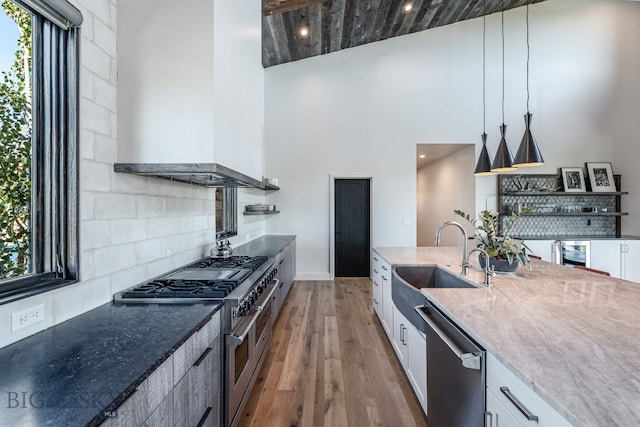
left=561, top=167, right=586, bottom=193
left=586, top=162, right=616, bottom=192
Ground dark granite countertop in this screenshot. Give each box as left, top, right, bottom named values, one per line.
left=233, top=235, right=296, bottom=258
left=0, top=302, right=221, bottom=427
left=0, top=234, right=295, bottom=427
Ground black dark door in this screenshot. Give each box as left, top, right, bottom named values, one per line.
left=335, top=179, right=371, bottom=277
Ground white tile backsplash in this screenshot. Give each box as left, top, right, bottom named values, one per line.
left=0, top=0, right=268, bottom=350
left=94, top=193, right=137, bottom=219
left=52, top=276, right=111, bottom=324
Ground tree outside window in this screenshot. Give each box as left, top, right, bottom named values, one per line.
left=0, top=0, right=31, bottom=279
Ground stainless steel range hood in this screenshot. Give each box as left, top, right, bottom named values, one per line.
left=113, top=163, right=279, bottom=190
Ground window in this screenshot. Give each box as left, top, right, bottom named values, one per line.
left=0, top=0, right=81, bottom=303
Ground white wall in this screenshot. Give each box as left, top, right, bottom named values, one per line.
left=0, top=0, right=267, bottom=349
left=117, top=0, right=265, bottom=181
left=417, top=146, right=476, bottom=247
left=607, top=2, right=640, bottom=236
left=264, top=0, right=640, bottom=278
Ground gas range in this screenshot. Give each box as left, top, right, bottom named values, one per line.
left=114, top=254, right=280, bottom=427
left=114, top=255, right=274, bottom=307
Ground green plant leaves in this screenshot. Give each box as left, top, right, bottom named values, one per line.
left=454, top=207, right=531, bottom=266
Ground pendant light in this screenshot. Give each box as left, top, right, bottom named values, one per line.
left=513, top=1, right=544, bottom=167
left=474, top=1, right=495, bottom=176
left=491, top=3, right=517, bottom=173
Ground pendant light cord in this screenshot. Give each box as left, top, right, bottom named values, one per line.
left=526, top=1, right=530, bottom=112
left=482, top=0, right=486, bottom=135
left=501, top=1, right=505, bottom=124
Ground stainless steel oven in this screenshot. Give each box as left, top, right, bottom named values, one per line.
left=114, top=255, right=279, bottom=427
left=553, top=240, right=590, bottom=268
left=226, top=278, right=278, bottom=427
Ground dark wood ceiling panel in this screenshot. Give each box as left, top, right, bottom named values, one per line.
left=263, top=0, right=547, bottom=67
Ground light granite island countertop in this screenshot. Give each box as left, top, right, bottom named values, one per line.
left=373, top=246, right=640, bottom=427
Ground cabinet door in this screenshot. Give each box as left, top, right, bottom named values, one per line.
left=486, top=388, right=523, bottom=427
left=381, top=260, right=393, bottom=338
left=590, top=240, right=622, bottom=278
left=406, top=325, right=427, bottom=415
left=522, top=240, right=554, bottom=262
left=622, top=241, right=640, bottom=283
left=282, top=240, right=296, bottom=298
left=392, top=306, right=408, bottom=367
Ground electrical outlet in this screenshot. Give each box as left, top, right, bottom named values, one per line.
left=12, top=304, right=45, bottom=332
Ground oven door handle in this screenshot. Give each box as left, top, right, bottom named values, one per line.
left=227, top=314, right=254, bottom=346
left=226, top=279, right=280, bottom=346
left=254, top=279, right=279, bottom=312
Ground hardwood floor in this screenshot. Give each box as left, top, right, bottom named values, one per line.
left=237, top=278, right=428, bottom=427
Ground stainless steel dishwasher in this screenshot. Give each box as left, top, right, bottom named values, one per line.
left=416, top=301, right=485, bottom=427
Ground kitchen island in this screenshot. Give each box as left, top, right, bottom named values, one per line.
left=374, top=246, right=640, bottom=427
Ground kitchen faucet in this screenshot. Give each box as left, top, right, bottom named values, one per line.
left=435, top=221, right=469, bottom=275
left=468, top=248, right=495, bottom=286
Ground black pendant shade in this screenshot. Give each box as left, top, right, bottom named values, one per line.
left=474, top=133, right=495, bottom=176
left=491, top=124, right=517, bottom=172
left=513, top=112, right=544, bottom=167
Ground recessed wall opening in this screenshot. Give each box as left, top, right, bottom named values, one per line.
left=416, top=144, right=476, bottom=247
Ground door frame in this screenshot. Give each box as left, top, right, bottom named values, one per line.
left=329, top=174, right=374, bottom=280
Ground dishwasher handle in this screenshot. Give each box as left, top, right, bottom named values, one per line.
left=415, top=304, right=481, bottom=370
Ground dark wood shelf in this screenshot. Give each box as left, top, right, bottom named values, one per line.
left=243, top=210, right=280, bottom=216
left=501, top=212, right=628, bottom=217
left=504, top=191, right=628, bottom=196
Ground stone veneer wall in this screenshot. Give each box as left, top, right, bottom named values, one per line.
left=0, top=0, right=267, bottom=349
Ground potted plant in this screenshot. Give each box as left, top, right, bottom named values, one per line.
left=454, top=207, right=532, bottom=273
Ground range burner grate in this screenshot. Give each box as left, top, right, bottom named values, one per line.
left=121, top=279, right=239, bottom=299
left=187, top=255, right=268, bottom=271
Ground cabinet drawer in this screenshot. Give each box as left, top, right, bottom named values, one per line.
left=486, top=388, right=523, bottom=427
left=487, top=353, right=572, bottom=427
left=101, top=354, right=173, bottom=427
left=173, top=314, right=218, bottom=385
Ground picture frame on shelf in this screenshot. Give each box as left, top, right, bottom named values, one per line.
left=561, top=167, right=586, bottom=193
left=586, top=162, right=616, bottom=192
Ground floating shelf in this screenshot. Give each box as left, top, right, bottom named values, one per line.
left=243, top=210, right=280, bottom=216
left=504, top=191, right=628, bottom=196
left=501, top=212, right=628, bottom=217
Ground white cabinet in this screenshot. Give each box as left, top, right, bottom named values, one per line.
left=372, top=250, right=426, bottom=415
left=522, top=240, right=555, bottom=262
left=621, top=240, right=640, bottom=283
left=391, top=306, right=427, bottom=415
left=486, top=388, right=523, bottom=427
left=371, top=253, right=383, bottom=319
left=392, top=306, right=408, bottom=366
left=486, top=353, right=573, bottom=427
left=405, top=325, right=427, bottom=415
left=590, top=239, right=640, bottom=282
left=371, top=251, right=392, bottom=338
left=590, top=240, right=622, bottom=278
left=380, top=260, right=393, bottom=338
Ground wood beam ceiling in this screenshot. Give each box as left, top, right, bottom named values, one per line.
left=262, top=0, right=547, bottom=67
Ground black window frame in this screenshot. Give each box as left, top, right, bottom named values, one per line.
left=0, top=0, right=81, bottom=304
